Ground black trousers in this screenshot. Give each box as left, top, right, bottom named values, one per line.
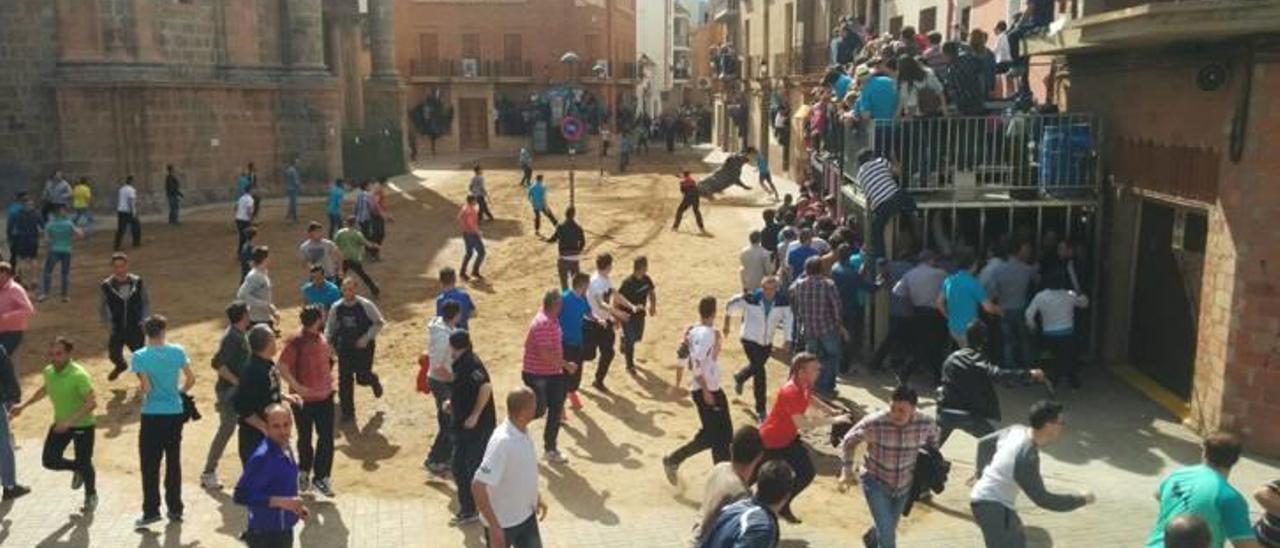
left=619, top=313, right=646, bottom=369
left=295, top=396, right=335, bottom=479
left=108, top=326, right=145, bottom=373
left=245, top=530, right=294, bottom=548
left=235, top=219, right=251, bottom=256
left=366, top=216, right=386, bottom=260
left=937, top=410, right=996, bottom=449
left=870, top=315, right=910, bottom=373
left=452, top=432, right=488, bottom=517
left=556, top=259, right=579, bottom=291
left=563, top=344, right=585, bottom=392
left=476, top=196, right=495, bottom=221
left=532, top=207, right=559, bottom=233
left=733, top=340, right=773, bottom=415
left=522, top=373, right=566, bottom=453
left=341, top=259, right=380, bottom=296
left=1042, top=334, right=1079, bottom=385
left=668, top=390, right=732, bottom=466
left=765, top=438, right=815, bottom=515
left=43, top=425, right=96, bottom=495
left=672, top=191, right=703, bottom=230
left=337, top=344, right=378, bottom=419
left=238, top=419, right=264, bottom=467
left=907, top=307, right=947, bottom=381
left=139, top=414, right=184, bottom=517
left=519, top=166, right=533, bottom=187
left=584, top=319, right=616, bottom=384
left=114, top=212, right=141, bottom=250
left=0, top=332, right=23, bottom=360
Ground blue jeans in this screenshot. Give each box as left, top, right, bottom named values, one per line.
left=1000, top=308, right=1031, bottom=369
left=286, top=188, right=299, bottom=222
left=0, top=403, right=15, bottom=487
left=327, top=212, right=342, bottom=239
left=863, top=475, right=910, bottom=548
left=41, top=251, right=71, bottom=298
left=462, top=233, right=486, bottom=275
left=167, top=194, right=180, bottom=224
left=805, top=331, right=843, bottom=394
left=73, top=208, right=94, bottom=235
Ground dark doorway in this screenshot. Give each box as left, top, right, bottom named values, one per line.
left=1129, top=200, right=1202, bottom=398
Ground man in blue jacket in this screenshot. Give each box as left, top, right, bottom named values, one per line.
left=700, top=459, right=794, bottom=548
left=235, top=404, right=308, bottom=547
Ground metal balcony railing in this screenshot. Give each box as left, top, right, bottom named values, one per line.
left=711, top=0, right=739, bottom=21
left=409, top=59, right=533, bottom=79
left=837, top=113, right=1099, bottom=197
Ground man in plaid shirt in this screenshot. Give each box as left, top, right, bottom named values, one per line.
left=839, top=386, right=939, bottom=548
left=789, top=256, right=845, bottom=397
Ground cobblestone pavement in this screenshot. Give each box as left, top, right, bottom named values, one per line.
left=0, top=154, right=1275, bottom=548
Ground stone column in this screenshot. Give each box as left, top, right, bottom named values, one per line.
left=367, top=0, right=398, bottom=80
left=286, top=0, right=326, bottom=72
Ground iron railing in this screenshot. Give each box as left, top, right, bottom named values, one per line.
left=409, top=59, right=533, bottom=78
left=711, top=0, right=739, bottom=21
left=837, top=113, right=1099, bottom=196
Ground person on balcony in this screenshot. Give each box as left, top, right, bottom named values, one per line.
left=942, top=41, right=988, bottom=117
left=922, top=32, right=948, bottom=73
left=830, top=21, right=864, bottom=67
left=853, top=57, right=898, bottom=157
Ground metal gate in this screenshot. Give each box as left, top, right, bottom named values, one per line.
left=1128, top=199, right=1202, bottom=399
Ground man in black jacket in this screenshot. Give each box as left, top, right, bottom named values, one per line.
left=101, top=253, right=150, bottom=381
left=936, top=320, right=1044, bottom=448
left=0, top=345, right=29, bottom=500
left=234, top=325, right=299, bottom=466
left=546, top=206, right=586, bottom=291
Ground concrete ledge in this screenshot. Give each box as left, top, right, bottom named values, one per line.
left=1026, top=0, right=1280, bottom=55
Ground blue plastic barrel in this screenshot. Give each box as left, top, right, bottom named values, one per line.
left=1039, top=123, right=1093, bottom=190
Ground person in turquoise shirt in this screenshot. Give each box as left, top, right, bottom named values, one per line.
left=326, top=179, right=346, bottom=239
left=39, top=206, right=83, bottom=303
left=301, top=265, right=342, bottom=309
left=526, top=175, right=558, bottom=235
left=939, top=251, right=999, bottom=348
left=130, top=315, right=195, bottom=527
left=1147, top=433, right=1259, bottom=548
left=755, top=152, right=778, bottom=200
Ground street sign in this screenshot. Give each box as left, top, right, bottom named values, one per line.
left=560, top=116, right=585, bottom=142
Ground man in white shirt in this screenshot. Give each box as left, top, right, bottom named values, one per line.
left=423, top=301, right=461, bottom=474
left=663, top=296, right=733, bottom=481
left=113, top=175, right=141, bottom=251
left=585, top=253, right=628, bottom=393
left=235, top=186, right=256, bottom=257
left=739, top=231, right=774, bottom=293
left=725, top=276, right=793, bottom=421
left=472, top=387, right=547, bottom=548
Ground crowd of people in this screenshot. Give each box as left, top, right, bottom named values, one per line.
left=0, top=142, right=1273, bottom=548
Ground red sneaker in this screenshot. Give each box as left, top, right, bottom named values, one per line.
left=568, top=391, right=583, bottom=410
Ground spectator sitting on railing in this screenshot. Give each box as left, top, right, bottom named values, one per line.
left=894, top=55, right=947, bottom=119
left=942, top=41, right=989, bottom=117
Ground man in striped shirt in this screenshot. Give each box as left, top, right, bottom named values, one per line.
left=856, top=149, right=917, bottom=270
left=521, top=290, right=576, bottom=464
left=839, top=386, right=939, bottom=548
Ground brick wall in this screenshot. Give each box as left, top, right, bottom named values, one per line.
left=1066, top=46, right=1280, bottom=456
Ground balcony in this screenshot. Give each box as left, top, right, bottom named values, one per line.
left=792, top=43, right=830, bottom=75
left=408, top=58, right=534, bottom=81
left=577, top=62, right=640, bottom=82
left=1024, top=0, right=1280, bottom=56
left=711, top=0, right=739, bottom=21
left=831, top=113, right=1100, bottom=203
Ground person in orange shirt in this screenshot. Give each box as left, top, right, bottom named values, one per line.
left=672, top=171, right=705, bottom=233
left=458, top=196, right=486, bottom=281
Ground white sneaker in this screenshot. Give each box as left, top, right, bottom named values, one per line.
left=544, top=450, right=568, bottom=465
left=312, top=478, right=334, bottom=498
left=200, top=472, right=221, bottom=490
left=297, top=472, right=311, bottom=493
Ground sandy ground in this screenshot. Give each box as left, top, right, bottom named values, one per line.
left=4, top=147, right=878, bottom=545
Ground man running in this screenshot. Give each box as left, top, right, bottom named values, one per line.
left=101, top=253, right=149, bottom=381
left=445, top=330, right=496, bottom=526
left=472, top=388, right=547, bottom=548
left=673, top=170, right=706, bottom=232
left=0, top=335, right=28, bottom=501
left=699, top=460, right=794, bottom=548
left=201, top=301, right=250, bottom=490
left=758, top=353, right=846, bottom=524
left=739, top=231, right=774, bottom=293
left=939, top=250, right=1001, bottom=348
left=1146, top=433, right=1259, bottom=548
left=11, top=337, right=98, bottom=511
left=839, top=386, right=939, bottom=548
left=424, top=301, right=461, bottom=475
left=325, top=278, right=385, bottom=424
left=937, top=320, right=1045, bottom=449
left=301, top=265, right=341, bottom=310
left=518, top=148, right=534, bottom=188
left=131, top=314, right=195, bottom=528
left=278, top=305, right=337, bottom=497
left=546, top=207, right=586, bottom=291
left=664, top=297, right=733, bottom=480
left=299, top=221, right=343, bottom=283
left=436, top=267, right=476, bottom=330
left=459, top=195, right=487, bottom=280
left=114, top=175, right=142, bottom=251
left=559, top=273, right=592, bottom=411
left=617, top=256, right=656, bottom=373
left=327, top=179, right=346, bottom=239
left=756, top=150, right=779, bottom=201
left=585, top=253, right=627, bottom=393
left=693, top=426, right=765, bottom=544
left=234, top=404, right=308, bottom=547
left=39, top=206, right=83, bottom=303
left=334, top=216, right=381, bottom=298
left=970, top=401, right=1093, bottom=548
left=234, top=182, right=255, bottom=256
left=237, top=246, right=279, bottom=330
left=726, top=276, right=793, bottom=421
left=527, top=175, right=559, bottom=235
left=469, top=166, right=495, bottom=221
left=521, top=291, right=576, bottom=465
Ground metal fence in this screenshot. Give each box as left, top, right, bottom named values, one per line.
left=839, top=113, right=1099, bottom=197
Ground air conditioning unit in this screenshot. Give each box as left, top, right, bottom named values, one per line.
left=461, top=58, right=479, bottom=77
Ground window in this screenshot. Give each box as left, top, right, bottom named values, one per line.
left=918, top=7, right=937, bottom=33
left=584, top=33, right=602, bottom=61
left=418, top=33, right=439, bottom=63
left=889, top=16, right=903, bottom=35
left=502, top=34, right=522, bottom=62
left=461, top=33, right=480, bottom=59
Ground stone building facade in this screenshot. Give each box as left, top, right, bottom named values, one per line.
left=0, top=0, right=406, bottom=212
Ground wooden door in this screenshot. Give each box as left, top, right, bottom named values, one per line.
left=459, top=98, right=489, bottom=150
